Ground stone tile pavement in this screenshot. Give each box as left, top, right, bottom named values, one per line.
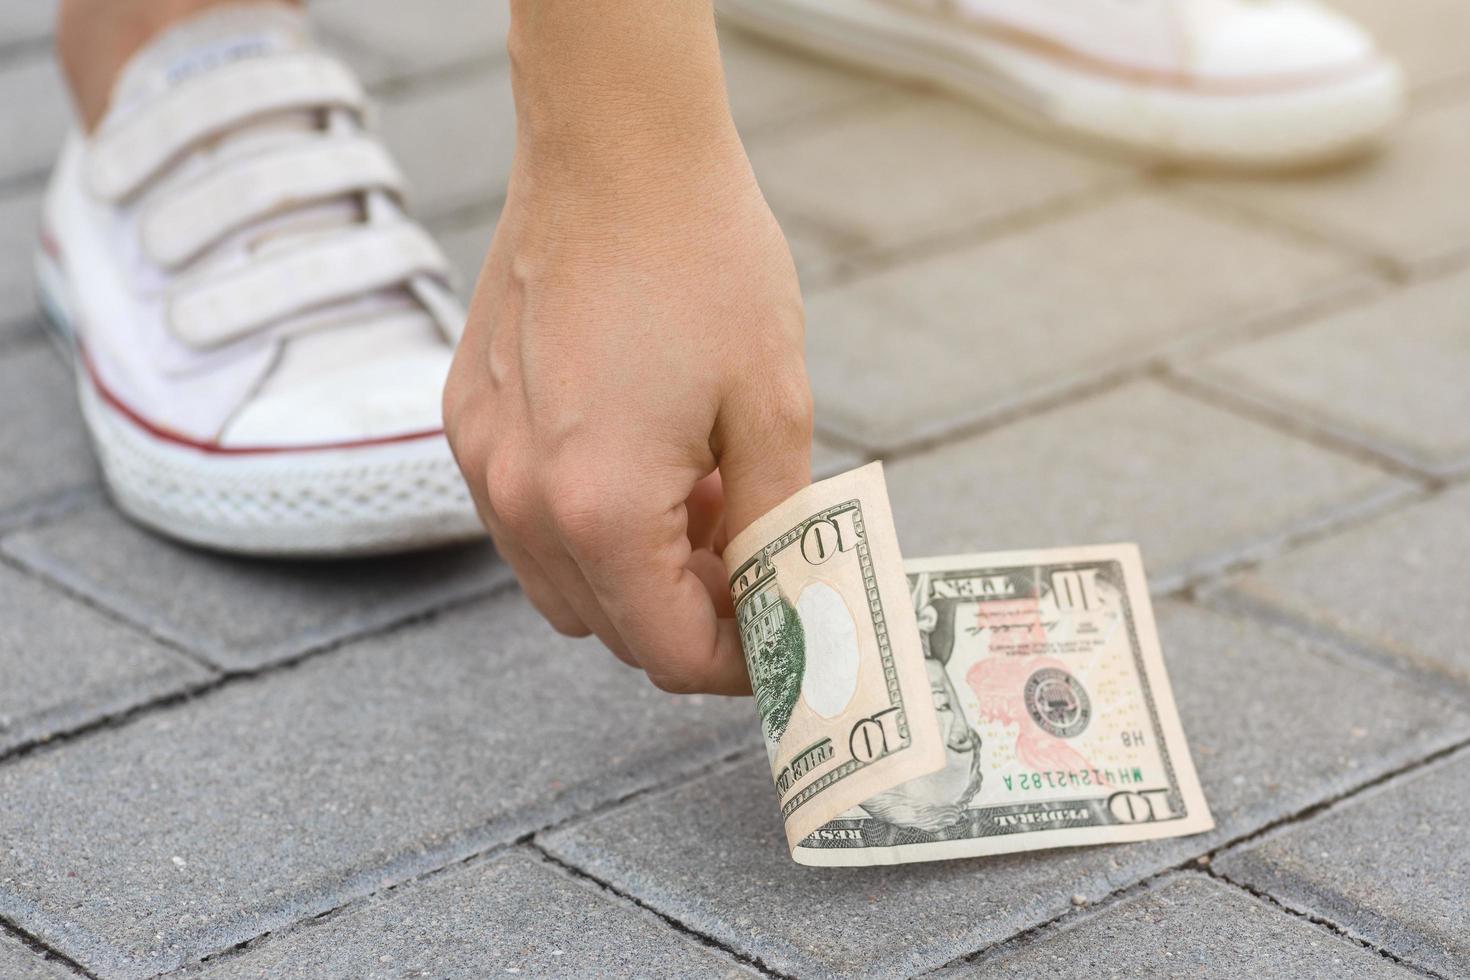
left=1, top=5, right=1467, bottom=978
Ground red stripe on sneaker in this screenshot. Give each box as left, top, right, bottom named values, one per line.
left=79, top=344, right=446, bottom=457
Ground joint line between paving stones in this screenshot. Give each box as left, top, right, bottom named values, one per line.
left=0, top=915, right=101, bottom=980
left=1202, top=736, right=1470, bottom=866
left=0, top=37, right=52, bottom=62
left=1168, top=480, right=1433, bottom=598
left=922, top=735, right=1470, bottom=976
left=857, top=361, right=1150, bottom=462
left=0, top=485, right=101, bottom=539
left=171, top=836, right=512, bottom=977
left=820, top=258, right=1377, bottom=460
left=803, top=173, right=1144, bottom=295
left=0, top=572, right=520, bottom=767
left=153, top=744, right=767, bottom=977
left=532, top=845, right=794, bottom=980
left=922, top=873, right=1198, bottom=977
left=1202, top=868, right=1448, bottom=978
left=160, top=746, right=770, bottom=975
left=1160, top=366, right=1446, bottom=488
left=1164, top=181, right=1410, bottom=282
left=354, top=45, right=507, bottom=100
left=1204, top=579, right=1470, bottom=704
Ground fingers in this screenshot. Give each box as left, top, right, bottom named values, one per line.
left=478, top=455, right=639, bottom=666
left=550, top=469, right=752, bottom=695
left=458, top=456, right=596, bottom=643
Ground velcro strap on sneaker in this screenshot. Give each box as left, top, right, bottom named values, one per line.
left=89, top=52, right=366, bottom=202
left=168, top=223, right=449, bottom=349
left=141, top=137, right=405, bottom=269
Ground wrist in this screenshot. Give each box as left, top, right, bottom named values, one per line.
left=507, top=0, right=743, bottom=187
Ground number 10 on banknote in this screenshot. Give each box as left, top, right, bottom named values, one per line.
left=723, top=463, right=1213, bottom=867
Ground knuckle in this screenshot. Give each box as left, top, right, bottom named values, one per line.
left=545, top=472, right=622, bottom=553
left=484, top=458, right=538, bottom=534
left=764, top=372, right=814, bottom=444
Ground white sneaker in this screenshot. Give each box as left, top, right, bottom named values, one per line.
left=717, top=0, right=1404, bottom=167
left=35, top=5, right=483, bottom=556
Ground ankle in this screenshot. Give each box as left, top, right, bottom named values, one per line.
left=57, top=0, right=303, bottom=132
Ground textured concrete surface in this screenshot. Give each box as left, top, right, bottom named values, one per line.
left=1217, top=749, right=1470, bottom=979
left=949, top=874, right=1415, bottom=979
left=1181, top=265, right=1470, bottom=477
left=0, top=188, right=42, bottom=335
left=748, top=96, right=1125, bottom=254
left=0, top=344, right=96, bottom=524
left=314, top=0, right=508, bottom=84
left=537, top=600, right=1470, bottom=979
left=1157, top=601, right=1470, bottom=840
left=2, top=504, right=510, bottom=671
left=378, top=66, right=515, bottom=222
left=0, top=931, right=78, bottom=980
left=1331, top=0, right=1470, bottom=94
left=1222, top=484, right=1470, bottom=694
left=0, top=54, right=68, bottom=186
left=2, top=4, right=1467, bottom=978
left=1190, top=98, right=1470, bottom=273
left=194, top=849, right=755, bottom=979
left=803, top=194, right=1359, bottom=449
left=0, top=593, right=755, bottom=978
left=883, top=381, right=1409, bottom=589
left=0, top=562, right=209, bottom=754
left=0, top=3, right=55, bottom=52
left=720, top=32, right=882, bottom=136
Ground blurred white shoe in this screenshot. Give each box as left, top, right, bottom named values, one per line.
left=36, top=4, right=483, bottom=556
left=718, top=0, right=1404, bottom=167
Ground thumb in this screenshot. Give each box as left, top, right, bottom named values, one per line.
left=714, top=377, right=814, bottom=543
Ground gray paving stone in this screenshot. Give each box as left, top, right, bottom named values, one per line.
left=431, top=212, right=497, bottom=296
left=882, top=381, right=1407, bottom=590
left=314, top=0, right=508, bottom=84
left=1191, top=96, right=1470, bottom=273
left=804, top=194, right=1359, bottom=450
left=1182, top=267, right=1470, bottom=478
left=2, top=502, right=510, bottom=671
left=0, top=2, right=56, bottom=51
left=1222, top=484, right=1470, bottom=694
left=949, top=873, right=1413, bottom=979
left=194, top=849, right=752, bottom=979
left=1328, top=0, right=1470, bottom=95
left=0, top=930, right=79, bottom=980
left=0, top=562, right=210, bottom=755
left=1217, top=749, right=1470, bottom=979
left=746, top=95, right=1127, bottom=256
left=812, top=437, right=864, bottom=480
left=0, top=344, right=96, bottom=525
left=721, top=31, right=882, bottom=136
left=378, top=67, right=515, bottom=223
left=0, top=592, right=756, bottom=979
left=0, top=187, right=42, bottom=331
left=540, top=599, right=1468, bottom=979
left=0, top=54, right=69, bottom=187
left=1155, top=602, right=1467, bottom=856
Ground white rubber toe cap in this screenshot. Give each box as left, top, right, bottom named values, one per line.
left=222, top=341, right=450, bottom=448
left=1185, top=0, right=1382, bottom=85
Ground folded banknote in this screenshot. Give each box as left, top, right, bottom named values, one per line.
left=723, top=463, right=1212, bottom=867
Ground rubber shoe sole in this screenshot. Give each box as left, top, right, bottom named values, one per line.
left=718, top=0, right=1404, bottom=169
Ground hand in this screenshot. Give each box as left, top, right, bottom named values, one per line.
left=443, top=1, right=812, bottom=695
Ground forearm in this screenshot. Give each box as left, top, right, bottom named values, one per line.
left=506, top=0, right=748, bottom=206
